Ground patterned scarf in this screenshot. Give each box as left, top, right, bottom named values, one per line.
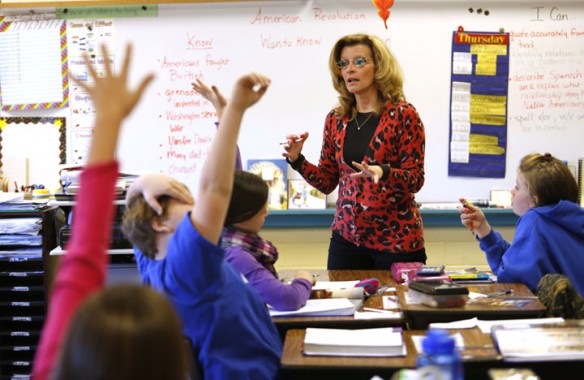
left=221, top=226, right=279, bottom=277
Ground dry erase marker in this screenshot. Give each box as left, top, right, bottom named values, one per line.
left=279, top=138, right=304, bottom=145
left=461, top=200, right=475, bottom=233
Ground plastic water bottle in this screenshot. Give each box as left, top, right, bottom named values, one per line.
left=416, top=329, right=463, bottom=380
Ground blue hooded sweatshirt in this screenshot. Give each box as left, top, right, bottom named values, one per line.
left=479, top=200, right=584, bottom=296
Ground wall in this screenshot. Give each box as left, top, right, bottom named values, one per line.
left=1, top=1, right=583, bottom=201
left=264, top=225, right=516, bottom=271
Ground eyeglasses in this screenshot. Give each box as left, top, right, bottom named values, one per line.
left=336, top=57, right=372, bottom=70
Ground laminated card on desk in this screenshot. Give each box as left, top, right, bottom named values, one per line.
left=311, top=281, right=364, bottom=299
left=269, top=298, right=356, bottom=317
left=303, top=327, right=405, bottom=357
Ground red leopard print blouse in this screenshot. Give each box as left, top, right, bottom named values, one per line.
left=293, top=102, right=425, bottom=253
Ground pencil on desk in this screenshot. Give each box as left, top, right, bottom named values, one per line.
left=485, top=289, right=513, bottom=297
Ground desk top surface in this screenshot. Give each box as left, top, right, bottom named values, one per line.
left=274, top=271, right=545, bottom=330
left=278, top=269, right=396, bottom=285
left=399, top=282, right=545, bottom=315
left=281, top=325, right=584, bottom=380
left=281, top=327, right=497, bottom=370
left=273, top=270, right=402, bottom=328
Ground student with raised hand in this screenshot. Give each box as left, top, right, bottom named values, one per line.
left=33, top=44, right=191, bottom=380
left=459, top=152, right=584, bottom=296
left=222, top=170, right=315, bottom=311
left=282, top=33, right=426, bottom=270
left=122, top=73, right=282, bottom=380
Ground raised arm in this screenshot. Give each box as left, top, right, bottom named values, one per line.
left=192, top=78, right=243, bottom=170
left=33, top=44, right=153, bottom=380
left=192, top=78, right=227, bottom=121
left=192, top=73, right=270, bottom=244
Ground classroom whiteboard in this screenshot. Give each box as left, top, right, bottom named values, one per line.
left=2, top=0, right=584, bottom=202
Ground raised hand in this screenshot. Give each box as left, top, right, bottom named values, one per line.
left=72, top=43, right=154, bottom=164
left=192, top=79, right=227, bottom=120
left=229, top=73, right=271, bottom=111
left=74, top=44, right=154, bottom=124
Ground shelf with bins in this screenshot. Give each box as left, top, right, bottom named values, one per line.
left=0, top=206, right=59, bottom=378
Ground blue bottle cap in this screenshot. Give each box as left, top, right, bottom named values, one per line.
left=421, top=329, right=455, bottom=354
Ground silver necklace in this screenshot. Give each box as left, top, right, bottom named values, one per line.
left=354, top=112, right=374, bottom=130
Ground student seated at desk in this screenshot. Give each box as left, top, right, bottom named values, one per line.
left=33, top=44, right=190, bottom=380
left=459, top=152, right=584, bottom=298
left=222, top=170, right=315, bottom=311
left=122, top=73, right=282, bottom=380
left=192, top=79, right=315, bottom=311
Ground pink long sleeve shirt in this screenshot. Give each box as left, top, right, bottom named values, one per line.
left=32, top=161, right=118, bottom=380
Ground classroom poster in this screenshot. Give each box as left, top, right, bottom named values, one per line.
left=247, top=159, right=288, bottom=210
left=0, top=117, right=66, bottom=192
left=287, top=179, right=326, bottom=210
left=67, top=19, right=115, bottom=165
left=0, top=16, right=68, bottom=111
left=448, top=31, right=510, bottom=178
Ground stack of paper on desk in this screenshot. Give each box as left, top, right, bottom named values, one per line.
left=492, top=321, right=584, bottom=361
left=303, top=327, right=405, bottom=357
left=269, top=298, right=356, bottom=317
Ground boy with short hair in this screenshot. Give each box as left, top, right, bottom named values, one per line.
left=122, top=74, right=281, bottom=380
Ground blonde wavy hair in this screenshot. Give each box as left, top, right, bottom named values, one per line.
left=328, top=33, right=405, bottom=118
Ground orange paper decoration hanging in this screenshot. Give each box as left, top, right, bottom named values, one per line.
left=372, top=0, right=395, bottom=29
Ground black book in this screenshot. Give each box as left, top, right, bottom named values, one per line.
left=409, top=280, right=469, bottom=295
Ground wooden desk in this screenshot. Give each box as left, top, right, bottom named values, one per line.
left=399, top=282, right=546, bottom=329
left=277, top=269, right=396, bottom=288
left=273, top=270, right=405, bottom=340
left=281, top=328, right=499, bottom=380
left=281, top=327, right=584, bottom=380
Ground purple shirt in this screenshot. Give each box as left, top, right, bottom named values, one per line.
left=225, top=246, right=312, bottom=311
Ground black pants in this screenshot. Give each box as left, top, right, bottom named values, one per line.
left=327, top=232, right=427, bottom=270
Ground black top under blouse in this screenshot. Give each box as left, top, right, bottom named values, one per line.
left=289, top=111, right=390, bottom=179
left=343, top=112, right=380, bottom=171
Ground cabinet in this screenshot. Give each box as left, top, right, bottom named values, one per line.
left=50, top=200, right=140, bottom=288
left=0, top=206, right=59, bottom=379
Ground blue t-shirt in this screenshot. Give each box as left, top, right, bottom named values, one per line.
left=135, top=213, right=282, bottom=380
